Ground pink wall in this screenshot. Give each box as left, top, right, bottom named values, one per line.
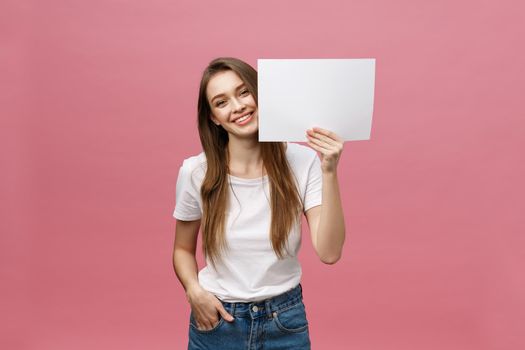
left=2, top=0, right=524, bottom=349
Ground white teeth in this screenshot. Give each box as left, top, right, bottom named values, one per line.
left=236, top=113, right=252, bottom=123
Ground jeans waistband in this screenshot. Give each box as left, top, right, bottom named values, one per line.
left=219, top=284, right=303, bottom=320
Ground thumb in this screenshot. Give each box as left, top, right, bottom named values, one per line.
left=216, top=303, right=234, bottom=322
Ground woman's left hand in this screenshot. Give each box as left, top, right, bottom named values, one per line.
left=306, top=127, right=344, bottom=174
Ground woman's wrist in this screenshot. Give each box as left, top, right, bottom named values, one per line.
left=322, top=170, right=338, bottom=179
left=185, top=282, right=204, bottom=301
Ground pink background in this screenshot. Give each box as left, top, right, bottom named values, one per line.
left=2, top=0, right=524, bottom=349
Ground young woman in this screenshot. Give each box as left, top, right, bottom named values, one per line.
left=172, top=57, right=346, bottom=349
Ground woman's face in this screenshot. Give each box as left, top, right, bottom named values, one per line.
left=206, top=70, right=258, bottom=139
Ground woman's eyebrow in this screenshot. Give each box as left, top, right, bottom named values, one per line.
left=211, top=83, right=246, bottom=102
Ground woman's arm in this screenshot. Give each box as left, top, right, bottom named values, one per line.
left=305, top=127, right=346, bottom=264
left=305, top=174, right=345, bottom=264
left=172, top=219, right=202, bottom=295
left=172, top=219, right=234, bottom=330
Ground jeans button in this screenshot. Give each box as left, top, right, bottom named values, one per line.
left=252, top=305, right=259, bottom=312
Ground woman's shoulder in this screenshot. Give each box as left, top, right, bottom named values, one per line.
left=179, top=151, right=207, bottom=180
left=180, top=151, right=206, bottom=167
left=285, top=142, right=320, bottom=180
left=286, top=142, right=318, bottom=164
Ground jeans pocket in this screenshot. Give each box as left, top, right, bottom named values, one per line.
left=273, top=301, right=309, bottom=333
left=189, top=311, right=225, bottom=334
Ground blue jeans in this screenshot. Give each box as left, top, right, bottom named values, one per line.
left=188, top=283, right=311, bottom=350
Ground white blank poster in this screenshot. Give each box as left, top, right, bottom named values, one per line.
left=257, top=58, right=375, bottom=142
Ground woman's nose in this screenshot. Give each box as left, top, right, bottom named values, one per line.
left=231, top=98, right=245, bottom=112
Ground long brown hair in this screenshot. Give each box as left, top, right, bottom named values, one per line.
left=197, top=57, right=302, bottom=266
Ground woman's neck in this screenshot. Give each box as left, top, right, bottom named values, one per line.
left=227, top=136, right=265, bottom=178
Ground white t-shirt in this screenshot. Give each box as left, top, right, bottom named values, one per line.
left=173, top=142, right=322, bottom=302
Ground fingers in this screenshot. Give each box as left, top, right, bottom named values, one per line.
left=306, top=139, right=325, bottom=153
left=312, top=127, right=344, bottom=144
left=306, top=128, right=344, bottom=154
left=195, top=310, right=220, bottom=331
left=217, top=302, right=235, bottom=322
left=307, top=132, right=333, bottom=150
left=193, top=302, right=234, bottom=331
left=305, top=127, right=344, bottom=173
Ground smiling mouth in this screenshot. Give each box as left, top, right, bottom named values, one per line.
left=234, top=112, right=253, bottom=124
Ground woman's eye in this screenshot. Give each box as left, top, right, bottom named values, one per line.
left=215, top=90, right=248, bottom=107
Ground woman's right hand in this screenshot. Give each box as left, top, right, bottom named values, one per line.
left=186, top=285, right=235, bottom=330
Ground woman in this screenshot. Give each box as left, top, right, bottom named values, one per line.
left=172, top=57, right=346, bottom=349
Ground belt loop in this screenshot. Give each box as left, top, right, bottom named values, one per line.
left=231, top=302, right=236, bottom=316
left=265, top=299, right=273, bottom=319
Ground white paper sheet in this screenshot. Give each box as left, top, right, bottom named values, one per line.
left=257, top=58, right=375, bottom=142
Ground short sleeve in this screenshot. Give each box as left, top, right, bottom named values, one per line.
left=173, top=162, right=202, bottom=221
left=303, top=154, right=323, bottom=212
